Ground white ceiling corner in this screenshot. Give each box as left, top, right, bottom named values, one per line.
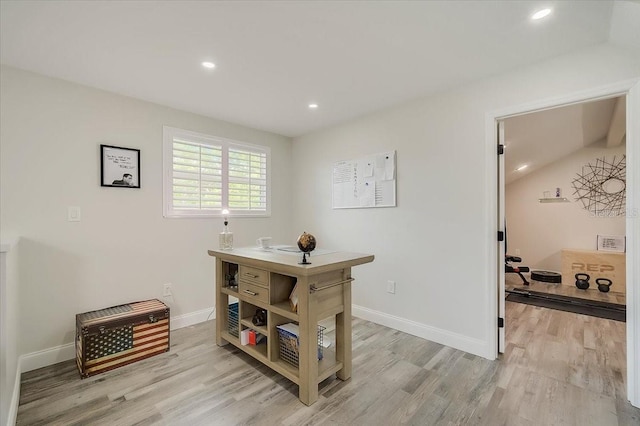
left=609, top=0, right=640, bottom=51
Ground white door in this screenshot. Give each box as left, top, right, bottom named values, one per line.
left=498, top=120, right=506, bottom=353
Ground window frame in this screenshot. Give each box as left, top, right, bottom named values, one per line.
left=163, top=126, right=271, bottom=218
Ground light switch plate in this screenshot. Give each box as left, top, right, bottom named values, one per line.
left=387, top=280, right=396, bottom=294
left=68, top=206, right=81, bottom=222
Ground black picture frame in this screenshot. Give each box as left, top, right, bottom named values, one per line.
left=100, top=144, right=141, bottom=188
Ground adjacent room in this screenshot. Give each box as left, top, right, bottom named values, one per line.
left=504, top=95, right=627, bottom=318
left=498, top=96, right=631, bottom=425
left=1, top=1, right=639, bottom=425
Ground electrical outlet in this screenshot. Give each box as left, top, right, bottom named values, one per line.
left=387, top=280, right=396, bottom=294
left=515, top=248, right=521, bottom=256
left=163, top=283, right=172, bottom=297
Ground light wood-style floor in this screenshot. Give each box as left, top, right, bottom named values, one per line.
left=16, top=303, right=640, bottom=425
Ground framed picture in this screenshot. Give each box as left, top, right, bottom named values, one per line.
left=100, top=145, right=140, bottom=188
left=597, top=235, right=625, bottom=252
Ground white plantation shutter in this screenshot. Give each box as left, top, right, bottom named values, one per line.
left=163, top=127, right=270, bottom=217
left=171, top=139, right=223, bottom=211
left=228, top=148, right=267, bottom=211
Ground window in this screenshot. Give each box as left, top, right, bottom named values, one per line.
left=163, top=126, right=270, bottom=218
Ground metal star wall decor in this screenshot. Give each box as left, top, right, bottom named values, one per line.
left=571, top=155, right=626, bottom=216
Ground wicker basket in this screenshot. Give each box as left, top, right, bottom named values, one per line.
left=276, top=323, right=325, bottom=367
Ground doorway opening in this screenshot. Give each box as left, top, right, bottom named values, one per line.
left=493, top=90, right=637, bottom=411
left=502, top=95, right=627, bottom=319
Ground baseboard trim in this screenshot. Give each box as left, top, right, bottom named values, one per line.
left=19, top=342, right=76, bottom=374
left=17, top=306, right=487, bottom=372
left=170, top=306, right=215, bottom=330
left=352, top=304, right=489, bottom=358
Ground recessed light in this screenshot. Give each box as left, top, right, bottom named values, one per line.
left=516, top=165, right=528, bottom=171
left=202, top=61, right=216, bottom=69
left=308, top=104, right=318, bottom=109
left=531, top=8, right=551, bottom=20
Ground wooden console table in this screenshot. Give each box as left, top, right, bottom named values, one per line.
left=208, top=247, right=374, bottom=405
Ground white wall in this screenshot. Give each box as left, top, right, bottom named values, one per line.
left=506, top=142, right=626, bottom=272
left=0, top=66, right=293, bottom=359
left=291, top=42, right=640, bottom=357
left=1, top=39, right=639, bottom=410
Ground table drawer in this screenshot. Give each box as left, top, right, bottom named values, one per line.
left=239, top=265, right=269, bottom=288
left=239, top=281, right=269, bottom=304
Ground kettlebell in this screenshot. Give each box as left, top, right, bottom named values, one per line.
left=596, top=278, right=613, bottom=293
left=575, top=273, right=590, bottom=290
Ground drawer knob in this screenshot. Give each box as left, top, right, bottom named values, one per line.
left=243, top=289, right=258, bottom=296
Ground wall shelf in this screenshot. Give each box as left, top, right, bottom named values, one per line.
left=538, top=197, right=570, bottom=203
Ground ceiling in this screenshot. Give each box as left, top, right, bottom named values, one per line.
left=1, top=1, right=633, bottom=139
left=0, top=1, right=637, bottom=180
left=503, top=96, right=625, bottom=184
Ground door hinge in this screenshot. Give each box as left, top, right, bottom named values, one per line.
left=498, top=317, right=504, bottom=328
left=497, top=231, right=504, bottom=241
left=498, top=144, right=504, bottom=155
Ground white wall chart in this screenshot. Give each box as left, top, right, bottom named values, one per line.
left=332, top=150, right=396, bottom=209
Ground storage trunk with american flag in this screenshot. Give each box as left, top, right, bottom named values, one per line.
left=76, top=299, right=170, bottom=378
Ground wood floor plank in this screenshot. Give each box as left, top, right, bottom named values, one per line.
left=15, top=303, right=640, bottom=425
